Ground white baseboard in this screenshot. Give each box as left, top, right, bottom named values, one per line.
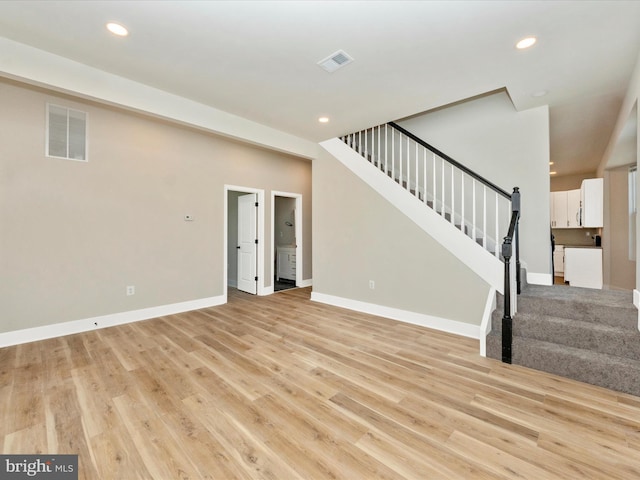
left=527, top=272, right=553, bottom=286
left=310, top=292, right=480, bottom=339
left=297, top=278, right=312, bottom=288
left=0, top=295, right=225, bottom=348
left=260, top=286, right=275, bottom=296
left=479, top=287, right=496, bottom=357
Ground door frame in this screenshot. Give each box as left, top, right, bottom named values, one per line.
left=271, top=191, right=303, bottom=287
left=224, top=185, right=266, bottom=299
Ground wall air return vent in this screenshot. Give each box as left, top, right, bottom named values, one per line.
left=317, top=50, right=354, bottom=73
left=46, top=103, right=88, bottom=161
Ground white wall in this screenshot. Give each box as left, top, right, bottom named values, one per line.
left=397, top=91, right=551, bottom=282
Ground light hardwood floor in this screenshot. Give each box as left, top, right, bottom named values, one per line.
left=2, top=287, right=640, bottom=479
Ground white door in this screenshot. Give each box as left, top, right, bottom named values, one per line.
left=237, top=193, right=257, bottom=294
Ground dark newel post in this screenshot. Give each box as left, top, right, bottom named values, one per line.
left=515, top=222, right=521, bottom=295
left=512, top=187, right=521, bottom=295
left=502, top=236, right=513, bottom=364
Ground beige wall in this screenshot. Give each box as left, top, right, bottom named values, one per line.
left=550, top=172, right=595, bottom=192
left=0, top=79, right=312, bottom=333
left=398, top=92, right=551, bottom=279
left=313, top=149, right=490, bottom=326
left=603, top=167, right=636, bottom=290
left=598, top=49, right=640, bottom=292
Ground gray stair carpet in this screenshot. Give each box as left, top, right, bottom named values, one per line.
left=487, top=283, right=640, bottom=397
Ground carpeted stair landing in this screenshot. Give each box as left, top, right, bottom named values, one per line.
left=486, top=283, right=640, bottom=397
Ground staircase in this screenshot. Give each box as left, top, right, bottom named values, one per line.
left=487, top=281, right=640, bottom=396
left=332, top=121, right=640, bottom=397
left=340, top=122, right=513, bottom=260
left=325, top=120, right=519, bottom=333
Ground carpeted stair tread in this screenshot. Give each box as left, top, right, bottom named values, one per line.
left=517, top=284, right=636, bottom=329
left=512, top=313, right=640, bottom=361
left=486, top=283, right=639, bottom=396
left=520, top=283, right=633, bottom=308
left=512, top=337, right=640, bottom=397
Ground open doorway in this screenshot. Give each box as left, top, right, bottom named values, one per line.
left=225, top=185, right=265, bottom=298
left=272, top=191, right=302, bottom=292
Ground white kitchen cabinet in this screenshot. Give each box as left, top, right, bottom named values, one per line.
left=564, top=247, right=602, bottom=289
left=551, top=191, right=566, bottom=228
left=567, top=189, right=581, bottom=228
left=551, top=180, right=602, bottom=229
left=550, top=190, right=580, bottom=228
left=553, top=245, right=564, bottom=275
left=581, top=178, right=603, bottom=228
left=277, top=246, right=296, bottom=281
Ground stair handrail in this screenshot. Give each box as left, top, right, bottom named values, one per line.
left=388, top=121, right=511, bottom=200
left=501, top=187, right=520, bottom=364
left=341, top=122, right=514, bottom=258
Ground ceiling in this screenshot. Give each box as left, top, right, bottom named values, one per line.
left=1, top=1, right=639, bottom=176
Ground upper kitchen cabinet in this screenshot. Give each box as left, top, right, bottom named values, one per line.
left=551, top=189, right=581, bottom=228
left=581, top=178, right=603, bottom=228
left=550, top=178, right=603, bottom=229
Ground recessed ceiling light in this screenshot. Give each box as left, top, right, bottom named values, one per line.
left=549, top=161, right=554, bottom=165
left=532, top=90, right=548, bottom=98
left=550, top=171, right=557, bottom=175
left=106, top=22, right=129, bottom=37
left=516, top=36, right=537, bottom=49
left=318, top=117, right=330, bottom=124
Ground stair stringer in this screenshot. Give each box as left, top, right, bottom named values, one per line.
left=320, top=137, right=504, bottom=293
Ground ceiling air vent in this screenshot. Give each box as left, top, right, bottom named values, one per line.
left=317, top=50, right=354, bottom=73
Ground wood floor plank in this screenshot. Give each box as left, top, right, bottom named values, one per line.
left=253, top=391, right=395, bottom=478
left=444, top=430, right=554, bottom=480
left=89, top=423, right=153, bottom=479
left=183, top=393, right=304, bottom=480
left=335, top=395, right=503, bottom=479
left=3, top=286, right=640, bottom=479
left=112, top=395, right=202, bottom=480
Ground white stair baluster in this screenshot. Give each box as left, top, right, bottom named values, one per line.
left=408, top=137, right=413, bottom=194
left=423, top=147, right=427, bottom=204
left=441, top=157, right=445, bottom=218
left=415, top=142, right=419, bottom=198
left=391, top=129, right=395, bottom=181
left=399, top=133, right=403, bottom=185
left=363, top=129, right=366, bottom=159
left=472, top=180, right=477, bottom=243
left=384, top=125, right=388, bottom=174
left=377, top=125, right=382, bottom=168
left=495, top=192, right=500, bottom=257
left=451, top=164, right=455, bottom=226
left=432, top=153, right=436, bottom=212
left=482, top=185, right=487, bottom=249
left=407, top=136, right=411, bottom=193
left=460, top=172, right=465, bottom=233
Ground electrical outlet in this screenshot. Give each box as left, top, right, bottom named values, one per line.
left=126, top=285, right=135, bottom=296
left=369, top=280, right=375, bottom=290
